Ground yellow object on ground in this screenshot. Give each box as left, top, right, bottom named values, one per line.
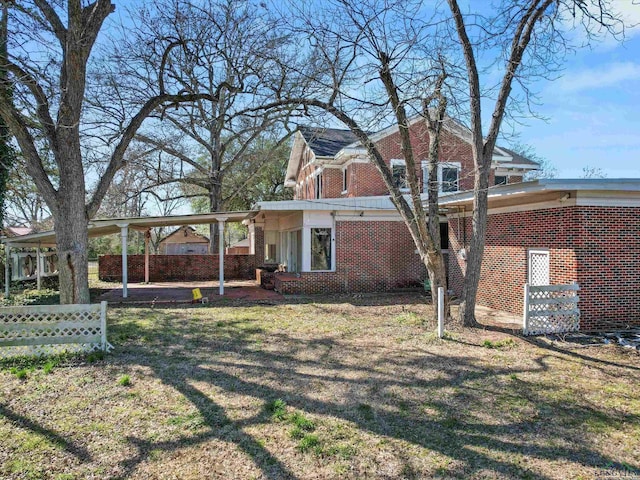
left=192, top=288, right=203, bottom=301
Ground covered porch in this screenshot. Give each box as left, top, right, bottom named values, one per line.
left=2, top=211, right=256, bottom=299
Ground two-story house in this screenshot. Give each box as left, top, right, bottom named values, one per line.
left=247, top=115, right=539, bottom=294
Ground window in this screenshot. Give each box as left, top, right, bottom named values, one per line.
left=342, top=168, right=348, bottom=193
left=391, top=159, right=408, bottom=190
left=441, top=166, right=459, bottom=192
left=314, top=172, right=323, bottom=199
left=495, top=175, right=508, bottom=186
left=311, top=228, right=332, bottom=270
left=264, top=231, right=279, bottom=263
left=438, top=163, right=461, bottom=193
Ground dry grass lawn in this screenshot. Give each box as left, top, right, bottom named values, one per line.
left=1, top=293, right=639, bottom=479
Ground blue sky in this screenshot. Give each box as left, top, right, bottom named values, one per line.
left=105, top=0, right=639, bottom=181
left=514, top=3, right=640, bottom=178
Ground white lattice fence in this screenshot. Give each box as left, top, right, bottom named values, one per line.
left=0, top=302, right=113, bottom=358
left=523, top=284, right=580, bottom=336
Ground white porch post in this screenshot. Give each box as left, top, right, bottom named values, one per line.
left=4, top=243, right=10, bottom=298
left=117, top=223, right=129, bottom=298
left=36, top=243, right=41, bottom=291
left=218, top=218, right=227, bottom=295
left=144, top=229, right=150, bottom=284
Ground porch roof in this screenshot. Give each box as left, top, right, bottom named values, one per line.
left=0, top=211, right=254, bottom=248
left=437, top=178, right=640, bottom=211
left=254, top=194, right=429, bottom=213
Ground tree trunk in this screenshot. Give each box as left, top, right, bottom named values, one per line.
left=458, top=161, right=490, bottom=327
left=54, top=202, right=90, bottom=304
left=424, top=249, right=448, bottom=312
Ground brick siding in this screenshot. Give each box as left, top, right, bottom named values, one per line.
left=98, top=254, right=257, bottom=282
left=448, top=206, right=640, bottom=331
left=273, top=220, right=426, bottom=294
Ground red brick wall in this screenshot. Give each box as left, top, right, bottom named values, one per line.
left=448, top=206, right=640, bottom=331
left=99, top=254, right=257, bottom=282
left=574, top=208, right=640, bottom=331
left=323, top=168, right=344, bottom=198
left=295, top=123, right=485, bottom=200
left=274, top=220, right=426, bottom=294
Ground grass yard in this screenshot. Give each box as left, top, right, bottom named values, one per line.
left=1, top=294, right=639, bottom=479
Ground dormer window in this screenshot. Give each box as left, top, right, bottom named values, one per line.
left=390, top=159, right=409, bottom=191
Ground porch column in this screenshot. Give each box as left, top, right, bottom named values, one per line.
left=4, top=243, right=10, bottom=298
left=117, top=223, right=129, bottom=298
left=218, top=218, right=227, bottom=295
left=36, top=243, right=41, bottom=291
left=144, top=229, right=150, bottom=284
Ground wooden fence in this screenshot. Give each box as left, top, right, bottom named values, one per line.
left=0, top=301, right=113, bottom=359
left=523, top=283, right=580, bottom=336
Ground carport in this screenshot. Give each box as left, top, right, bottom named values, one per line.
left=2, top=211, right=254, bottom=298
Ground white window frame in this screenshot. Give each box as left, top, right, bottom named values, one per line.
left=341, top=167, right=348, bottom=194
left=390, top=159, right=410, bottom=192
left=438, top=162, right=461, bottom=194
left=309, top=227, right=334, bottom=272
left=314, top=170, right=323, bottom=199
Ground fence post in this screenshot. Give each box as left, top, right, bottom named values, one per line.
left=100, top=301, right=107, bottom=351
left=4, top=245, right=10, bottom=298
left=437, top=287, right=445, bottom=338
left=523, top=283, right=530, bottom=334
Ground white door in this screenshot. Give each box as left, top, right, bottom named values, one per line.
left=528, top=250, right=550, bottom=286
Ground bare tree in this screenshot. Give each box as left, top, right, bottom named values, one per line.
left=100, top=0, right=294, bottom=252
left=259, top=0, right=466, bottom=317
left=580, top=166, right=607, bottom=179
left=0, top=1, right=221, bottom=303
left=4, top=152, right=53, bottom=229
left=446, top=0, right=624, bottom=325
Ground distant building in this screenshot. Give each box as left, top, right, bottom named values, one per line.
left=158, top=226, right=209, bottom=255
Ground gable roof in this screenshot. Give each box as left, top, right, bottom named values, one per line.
left=159, top=225, right=209, bottom=245
left=298, top=126, right=360, bottom=157
left=496, top=146, right=540, bottom=167
left=286, top=117, right=539, bottom=187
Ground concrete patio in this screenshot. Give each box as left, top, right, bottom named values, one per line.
left=96, top=280, right=283, bottom=305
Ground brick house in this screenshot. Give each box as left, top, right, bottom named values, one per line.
left=441, top=179, right=640, bottom=331
left=249, top=116, right=538, bottom=294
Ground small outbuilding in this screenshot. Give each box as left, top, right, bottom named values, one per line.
left=158, top=226, right=209, bottom=255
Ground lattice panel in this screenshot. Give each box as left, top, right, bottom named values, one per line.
left=0, top=303, right=112, bottom=359
left=529, top=252, right=549, bottom=286
left=524, top=284, right=580, bottom=336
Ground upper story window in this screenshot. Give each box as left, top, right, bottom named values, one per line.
left=422, top=161, right=461, bottom=193
left=494, top=175, right=508, bottom=186
left=390, top=159, right=409, bottom=191
left=342, top=168, right=348, bottom=193
left=314, top=172, right=323, bottom=199
left=438, top=162, right=461, bottom=193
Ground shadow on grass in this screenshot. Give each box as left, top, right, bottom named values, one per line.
left=108, top=308, right=640, bottom=479
left=0, top=403, right=92, bottom=462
